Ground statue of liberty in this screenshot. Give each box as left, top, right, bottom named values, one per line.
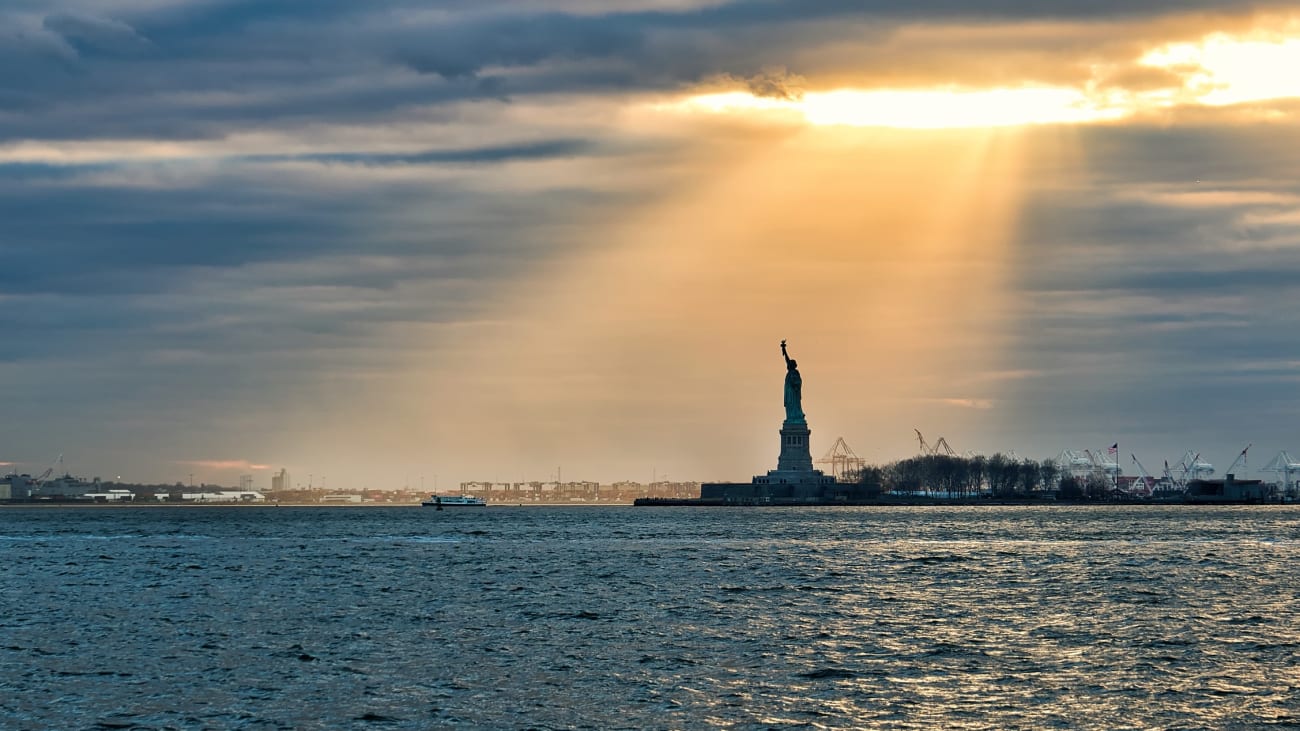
left=780, top=339, right=805, bottom=423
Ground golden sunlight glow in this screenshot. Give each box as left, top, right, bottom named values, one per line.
left=803, top=88, right=1119, bottom=128
left=667, top=27, right=1300, bottom=130
left=680, top=87, right=1120, bottom=129
left=1140, top=33, right=1300, bottom=107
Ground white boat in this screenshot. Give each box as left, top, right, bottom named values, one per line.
left=421, top=494, right=486, bottom=507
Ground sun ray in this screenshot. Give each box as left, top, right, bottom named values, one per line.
left=360, top=120, right=1047, bottom=470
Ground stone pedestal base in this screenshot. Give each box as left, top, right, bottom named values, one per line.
left=693, top=411, right=840, bottom=504
left=777, top=420, right=813, bottom=472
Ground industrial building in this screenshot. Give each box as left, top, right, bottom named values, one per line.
left=456, top=479, right=699, bottom=503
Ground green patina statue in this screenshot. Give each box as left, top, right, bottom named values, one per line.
left=780, top=339, right=805, bottom=424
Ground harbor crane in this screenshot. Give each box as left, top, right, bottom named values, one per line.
left=1261, top=451, right=1300, bottom=495
left=1224, top=444, right=1251, bottom=477
left=1162, top=458, right=1179, bottom=490
left=1129, top=454, right=1156, bottom=496
left=817, top=437, right=866, bottom=482
left=913, top=430, right=958, bottom=457
left=1173, top=450, right=1214, bottom=484
left=1082, top=449, right=1120, bottom=490
left=1055, top=449, right=1093, bottom=480
left=31, top=453, right=62, bottom=485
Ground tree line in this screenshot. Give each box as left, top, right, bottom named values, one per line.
left=855, top=454, right=1116, bottom=499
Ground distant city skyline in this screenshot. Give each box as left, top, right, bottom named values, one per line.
left=4, top=2, right=1300, bottom=488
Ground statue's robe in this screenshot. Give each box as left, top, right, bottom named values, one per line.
left=784, top=368, right=804, bottom=423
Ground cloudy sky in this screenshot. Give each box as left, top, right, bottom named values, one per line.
left=4, top=1, right=1300, bottom=489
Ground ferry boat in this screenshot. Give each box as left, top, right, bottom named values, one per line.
left=421, top=494, right=487, bottom=507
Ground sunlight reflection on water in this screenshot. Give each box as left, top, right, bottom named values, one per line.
left=2, top=505, right=1298, bottom=729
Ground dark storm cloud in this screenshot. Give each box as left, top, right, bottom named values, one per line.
left=42, top=13, right=152, bottom=57
left=0, top=152, right=611, bottom=298
left=393, top=12, right=648, bottom=80
left=266, top=138, right=594, bottom=166
left=0, top=161, right=116, bottom=180
left=0, top=174, right=372, bottom=282
left=0, top=139, right=594, bottom=182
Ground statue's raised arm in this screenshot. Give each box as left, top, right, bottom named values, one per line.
left=781, top=339, right=791, bottom=365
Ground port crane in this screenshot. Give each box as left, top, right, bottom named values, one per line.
left=817, top=437, right=866, bottom=482
left=1261, top=451, right=1300, bottom=495
left=1129, top=454, right=1156, bottom=496
left=30, top=453, right=62, bottom=485
left=1162, top=458, right=1179, bottom=490
left=914, top=430, right=960, bottom=457
left=1224, top=444, right=1251, bottom=477
left=1055, top=449, right=1093, bottom=480
left=1173, top=450, right=1214, bottom=485
left=1085, top=448, right=1120, bottom=486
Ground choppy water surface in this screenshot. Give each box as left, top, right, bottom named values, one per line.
left=2, top=505, right=1299, bottom=730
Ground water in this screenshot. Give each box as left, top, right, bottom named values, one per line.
left=2, top=505, right=1299, bottom=730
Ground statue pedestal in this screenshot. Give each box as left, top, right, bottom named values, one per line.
left=751, top=419, right=834, bottom=492
left=700, top=415, right=837, bottom=504
left=776, top=420, right=813, bottom=472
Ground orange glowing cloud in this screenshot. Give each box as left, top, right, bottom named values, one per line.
left=661, top=19, right=1300, bottom=130
left=932, top=398, right=996, bottom=410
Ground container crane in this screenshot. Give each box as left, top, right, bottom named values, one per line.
left=817, top=437, right=866, bottom=482
left=31, top=453, right=62, bottom=485
left=1084, top=449, right=1120, bottom=485
left=1129, top=454, right=1156, bottom=497
left=932, top=437, right=958, bottom=457
left=1173, top=450, right=1213, bottom=484
left=1224, top=444, right=1251, bottom=477
left=1162, top=458, right=1179, bottom=490
left=913, top=430, right=958, bottom=457
left=1055, top=449, right=1093, bottom=480
left=1261, top=451, right=1300, bottom=495
left=914, top=429, right=929, bottom=456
